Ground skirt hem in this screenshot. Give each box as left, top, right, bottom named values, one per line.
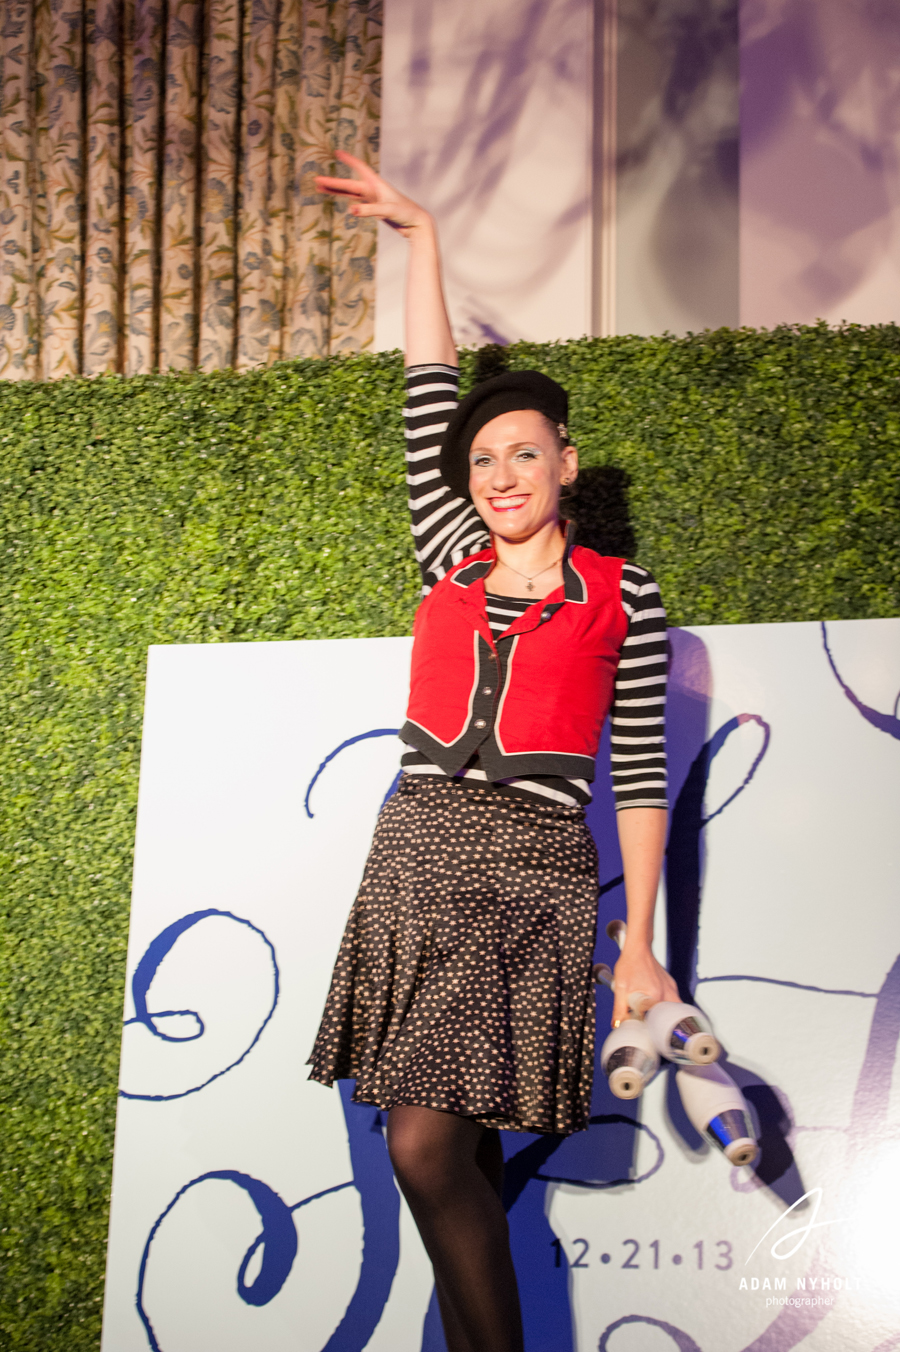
left=310, top=1070, right=586, bottom=1136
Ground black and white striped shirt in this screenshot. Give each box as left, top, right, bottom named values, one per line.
left=484, top=592, right=534, bottom=637
left=402, top=363, right=667, bottom=811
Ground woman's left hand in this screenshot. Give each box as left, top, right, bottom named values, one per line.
left=611, top=944, right=679, bottom=1025
left=314, top=150, right=431, bottom=238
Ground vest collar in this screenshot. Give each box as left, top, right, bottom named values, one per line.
left=450, top=519, right=587, bottom=602
left=451, top=555, right=493, bottom=588
left=560, top=520, right=587, bottom=603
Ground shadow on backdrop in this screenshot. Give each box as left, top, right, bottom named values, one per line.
left=486, top=624, right=806, bottom=1352
left=562, top=465, right=638, bottom=561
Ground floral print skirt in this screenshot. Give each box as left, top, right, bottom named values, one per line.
left=308, top=774, right=600, bottom=1135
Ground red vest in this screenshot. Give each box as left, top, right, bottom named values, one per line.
left=400, top=539, right=628, bottom=784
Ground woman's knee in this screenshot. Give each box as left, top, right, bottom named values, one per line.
left=386, top=1106, right=475, bottom=1202
left=388, top=1119, right=441, bottom=1196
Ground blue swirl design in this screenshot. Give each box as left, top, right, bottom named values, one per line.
left=136, top=1170, right=335, bottom=1350
left=536, top=1114, right=665, bottom=1189
left=121, top=909, right=279, bottom=1102
left=727, top=950, right=900, bottom=1352
left=304, top=729, right=400, bottom=818
left=599, top=1314, right=703, bottom=1351
left=822, top=620, right=900, bottom=740
left=666, top=712, right=772, bottom=1008
left=593, top=713, right=771, bottom=906
left=700, top=713, right=770, bottom=825
left=136, top=1082, right=399, bottom=1352
left=698, top=974, right=878, bottom=1000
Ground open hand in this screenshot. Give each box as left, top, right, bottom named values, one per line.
left=611, top=945, right=680, bottom=1025
left=315, top=150, right=431, bottom=238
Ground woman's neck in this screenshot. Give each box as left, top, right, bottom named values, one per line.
left=492, top=518, right=565, bottom=570
left=487, top=519, right=567, bottom=599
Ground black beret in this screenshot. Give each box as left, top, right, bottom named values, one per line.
left=440, top=370, right=569, bottom=501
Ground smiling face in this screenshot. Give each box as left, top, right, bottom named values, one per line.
left=467, top=409, right=578, bottom=540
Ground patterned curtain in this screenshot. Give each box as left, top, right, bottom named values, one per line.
left=0, top=0, right=382, bottom=380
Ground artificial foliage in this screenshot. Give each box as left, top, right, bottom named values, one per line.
left=0, top=324, right=898, bottom=1348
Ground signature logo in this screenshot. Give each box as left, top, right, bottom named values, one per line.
left=745, top=1188, right=846, bottom=1263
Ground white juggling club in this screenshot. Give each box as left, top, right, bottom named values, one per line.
left=675, top=1063, right=759, bottom=1167
left=599, top=1019, right=660, bottom=1100
left=644, top=1000, right=720, bottom=1066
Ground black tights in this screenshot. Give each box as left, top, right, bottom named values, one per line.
left=386, top=1106, right=524, bottom=1352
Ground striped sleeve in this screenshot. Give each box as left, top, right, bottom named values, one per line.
left=404, top=364, right=489, bottom=592
left=610, top=563, right=668, bottom=810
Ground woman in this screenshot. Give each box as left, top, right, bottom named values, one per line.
left=309, top=152, right=678, bottom=1352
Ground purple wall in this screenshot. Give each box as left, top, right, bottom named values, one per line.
left=740, top=0, right=900, bottom=328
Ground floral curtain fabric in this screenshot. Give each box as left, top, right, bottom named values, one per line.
left=0, top=0, right=382, bottom=380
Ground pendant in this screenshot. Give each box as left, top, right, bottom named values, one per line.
left=526, top=581, right=534, bottom=591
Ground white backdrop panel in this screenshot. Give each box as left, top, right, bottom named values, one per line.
left=103, top=620, right=900, bottom=1352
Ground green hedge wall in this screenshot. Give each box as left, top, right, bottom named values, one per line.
left=1, top=324, right=898, bottom=1348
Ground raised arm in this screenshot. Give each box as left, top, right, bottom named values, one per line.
left=315, top=150, right=456, bottom=368
left=317, top=153, right=486, bottom=591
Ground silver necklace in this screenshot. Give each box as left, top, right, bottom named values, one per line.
left=496, top=553, right=564, bottom=592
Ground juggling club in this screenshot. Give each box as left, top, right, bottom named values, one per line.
left=644, top=1000, right=720, bottom=1066
left=599, top=1019, right=660, bottom=1100
left=675, top=1063, right=759, bottom=1167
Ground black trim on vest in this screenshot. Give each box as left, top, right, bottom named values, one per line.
left=477, top=743, right=597, bottom=782
left=400, top=634, right=501, bottom=775
left=452, top=558, right=492, bottom=587
left=561, top=521, right=587, bottom=603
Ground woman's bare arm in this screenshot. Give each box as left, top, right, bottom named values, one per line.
left=611, top=807, right=679, bottom=1024
left=403, top=223, right=456, bottom=367
left=316, top=150, right=456, bottom=368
